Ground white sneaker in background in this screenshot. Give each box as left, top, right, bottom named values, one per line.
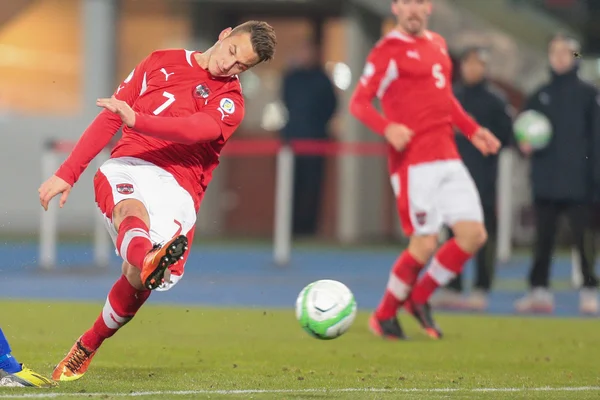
left=514, top=288, right=554, bottom=314
left=579, top=288, right=598, bottom=315
left=464, top=289, right=488, bottom=312
left=430, top=288, right=465, bottom=310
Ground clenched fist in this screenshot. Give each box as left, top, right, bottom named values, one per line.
left=384, top=123, right=414, bottom=152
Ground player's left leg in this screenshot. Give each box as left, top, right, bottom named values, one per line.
left=407, top=161, right=487, bottom=339
left=53, top=161, right=196, bottom=382
left=464, top=204, right=498, bottom=311
left=0, top=328, right=56, bottom=388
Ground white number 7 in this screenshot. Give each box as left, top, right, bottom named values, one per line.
left=152, top=91, right=176, bottom=115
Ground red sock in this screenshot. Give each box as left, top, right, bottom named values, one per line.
left=375, top=251, right=424, bottom=320
left=116, top=216, right=153, bottom=270
left=411, top=239, right=472, bottom=305
left=80, top=275, right=151, bottom=351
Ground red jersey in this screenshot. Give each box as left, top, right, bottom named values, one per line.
left=349, top=30, right=479, bottom=171
left=56, top=49, right=244, bottom=211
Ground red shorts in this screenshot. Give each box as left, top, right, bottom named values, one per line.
left=94, top=156, right=197, bottom=291
left=391, top=159, right=483, bottom=237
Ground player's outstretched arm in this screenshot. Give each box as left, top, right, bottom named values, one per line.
left=97, top=92, right=245, bottom=144
left=39, top=54, right=157, bottom=211
left=38, top=110, right=123, bottom=211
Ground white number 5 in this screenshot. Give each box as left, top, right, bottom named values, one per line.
left=432, top=63, right=446, bottom=89
left=152, top=91, right=176, bottom=115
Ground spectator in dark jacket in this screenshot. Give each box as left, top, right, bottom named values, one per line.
left=281, top=40, right=337, bottom=236
left=432, top=47, right=513, bottom=311
left=514, top=33, right=600, bottom=315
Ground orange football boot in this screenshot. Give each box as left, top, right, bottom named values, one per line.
left=52, top=339, right=96, bottom=382
left=140, top=235, right=188, bottom=290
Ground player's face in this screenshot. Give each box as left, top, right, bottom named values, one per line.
left=460, top=53, right=486, bottom=85
left=208, top=29, right=259, bottom=77
left=548, top=38, right=575, bottom=75
left=392, top=0, right=431, bottom=35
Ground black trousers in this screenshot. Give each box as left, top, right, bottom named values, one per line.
left=292, top=156, right=325, bottom=236
left=528, top=200, right=598, bottom=289
left=447, top=204, right=497, bottom=292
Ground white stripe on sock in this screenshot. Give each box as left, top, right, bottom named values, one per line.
left=427, top=258, right=457, bottom=286
left=119, top=228, right=150, bottom=264
left=101, top=296, right=131, bottom=330
left=387, top=273, right=411, bottom=301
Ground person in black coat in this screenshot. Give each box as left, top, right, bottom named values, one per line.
left=281, top=40, right=337, bottom=236
left=514, top=33, right=600, bottom=315
left=433, top=47, right=513, bottom=311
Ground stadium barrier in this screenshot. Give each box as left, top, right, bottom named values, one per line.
left=40, top=138, right=517, bottom=270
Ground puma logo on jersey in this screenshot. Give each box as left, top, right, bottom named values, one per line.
left=160, top=68, right=175, bottom=81
left=407, top=50, right=420, bottom=60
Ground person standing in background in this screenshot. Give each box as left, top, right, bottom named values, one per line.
left=514, top=33, right=600, bottom=315
left=433, top=47, right=513, bottom=311
left=281, top=40, right=337, bottom=236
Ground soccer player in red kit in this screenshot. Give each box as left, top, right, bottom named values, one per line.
left=349, top=0, right=500, bottom=340
left=37, top=21, right=276, bottom=381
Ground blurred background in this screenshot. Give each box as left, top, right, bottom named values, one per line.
left=2, top=0, right=600, bottom=315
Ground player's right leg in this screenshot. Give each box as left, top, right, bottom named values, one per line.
left=370, top=168, right=441, bottom=340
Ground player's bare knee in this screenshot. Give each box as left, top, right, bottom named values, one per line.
left=408, top=235, right=438, bottom=263
left=113, top=199, right=149, bottom=230
left=454, top=222, right=487, bottom=253
left=122, top=262, right=145, bottom=291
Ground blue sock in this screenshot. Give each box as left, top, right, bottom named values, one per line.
left=0, top=328, right=21, bottom=373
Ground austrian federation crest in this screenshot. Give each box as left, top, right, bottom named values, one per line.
left=195, top=83, right=210, bottom=99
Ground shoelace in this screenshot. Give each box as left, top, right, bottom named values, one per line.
left=65, top=344, right=90, bottom=372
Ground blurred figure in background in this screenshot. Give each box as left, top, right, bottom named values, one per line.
left=515, top=33, right=600, bottom=314
left=433, top=47, right=513, bottom=311
left=281, top=39, right=337, bottom=236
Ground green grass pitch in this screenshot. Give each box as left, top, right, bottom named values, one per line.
left=1, top=300, right=599, bottom=399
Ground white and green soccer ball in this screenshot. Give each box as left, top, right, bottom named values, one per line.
left=295, top=279, right=357, bottom=340
left=513, top=109, right=553, bottom=150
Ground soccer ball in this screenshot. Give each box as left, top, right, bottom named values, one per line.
left=513, top=109, right=553, bottom=150
left=295, top=279, right=357, bottom=340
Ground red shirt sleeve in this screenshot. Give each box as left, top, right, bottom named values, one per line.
left=451, top=95, right=480, bottom=139
left=133, top=86, right=245, bottom=144
left=201, top=88, right=245, bottom=141
left=349, top=46, right=392, bottom=136
left=430, top=33, right=480, bottom=139
left=55, top=53, right=157, bottom=186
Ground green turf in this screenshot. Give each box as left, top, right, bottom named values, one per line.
left=1, top=300, right=599, bottom=399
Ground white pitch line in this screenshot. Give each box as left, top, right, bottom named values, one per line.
left=1, top=386, right=600, bottom=398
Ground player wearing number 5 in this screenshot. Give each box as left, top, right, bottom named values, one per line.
left=349, top=0, right=500, bottom=340
left=37, top=21, right=276, bottom=381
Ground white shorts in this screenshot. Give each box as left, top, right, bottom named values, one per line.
left=94, top=157, right=197, bottom=291
left=391, top=160, right=483, bottom=236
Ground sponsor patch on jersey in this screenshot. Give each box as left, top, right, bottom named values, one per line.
left=219, top=98, right=235, bottom=114
left=116, top=183, right=134, bottom=195
left=195, top=83, right=210, bottom=99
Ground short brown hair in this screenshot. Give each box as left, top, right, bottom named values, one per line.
left=231, top=20, right=277, bottom=64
